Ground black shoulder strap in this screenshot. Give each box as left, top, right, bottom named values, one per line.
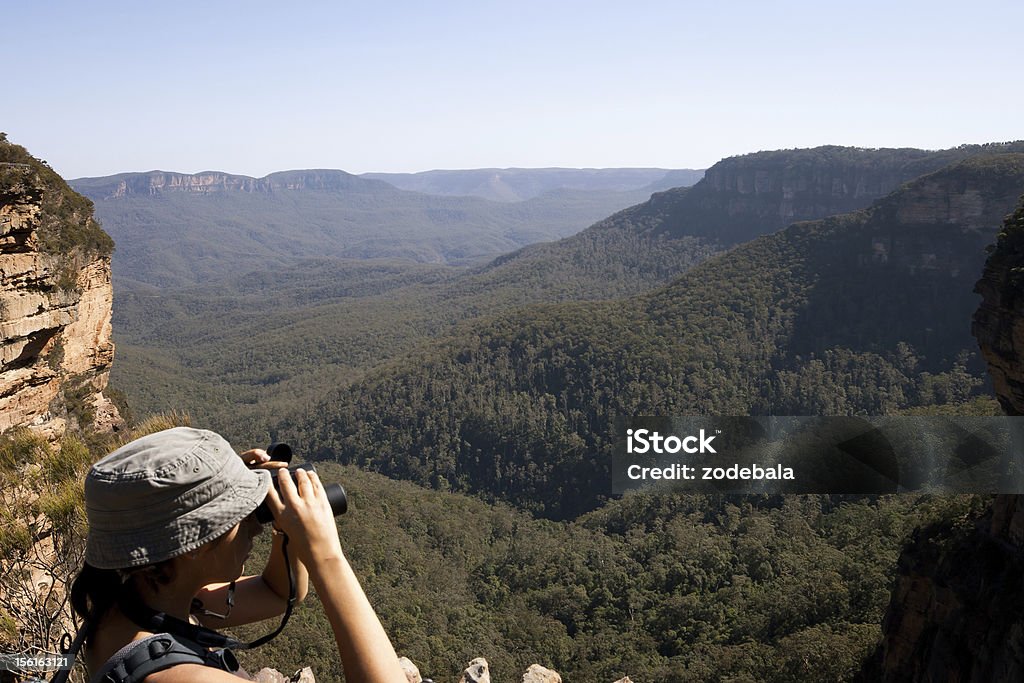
left=89, top=633, right=239, bottom=683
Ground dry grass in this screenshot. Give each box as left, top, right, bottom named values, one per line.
left=115, top=410, right=192, bottom=446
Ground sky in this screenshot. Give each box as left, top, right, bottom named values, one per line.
left=3, top=0, right=1022, bottom=179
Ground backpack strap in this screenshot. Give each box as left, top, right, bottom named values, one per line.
left=89, top=633, right=240, bottom=683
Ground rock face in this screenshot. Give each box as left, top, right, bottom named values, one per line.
left=868, top=495, right=1024, bottom=682
left=0, top=137, right=120, bottom=438
left=864, top=198, right=1024, bottom=681
left=253, top=667, right=315, bottom=683
left=973, top=199, right=1024, bottom=415
left=398, top=656, right=423, bottom=683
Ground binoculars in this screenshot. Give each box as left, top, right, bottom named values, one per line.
left=254, top=443, right=348, bottom=524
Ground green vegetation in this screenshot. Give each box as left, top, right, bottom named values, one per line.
left=282, top=156, right=1024, bottom=518
left=0, top=414, right=192, bottom=666
left=229, top=464, right=986, bottom=682
left=109, top=144, right=1024, bottom=446
left=0, top=132, right=113, bottom=263
left=6, top=416, right=984, bottom=682
left=0, top=430, right=100, bottom=656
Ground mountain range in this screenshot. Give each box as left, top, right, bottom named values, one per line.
left=71, top=169, right=663, bottom=288
left=107, top=143, right=1024, bottom=447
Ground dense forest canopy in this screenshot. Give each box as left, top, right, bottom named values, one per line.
left=290, top=154, right=1024, bottom=519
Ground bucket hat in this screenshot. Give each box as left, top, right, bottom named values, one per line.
left=84, top=427, right=272, bottom=569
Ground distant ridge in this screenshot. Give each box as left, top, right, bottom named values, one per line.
left=69, top=169, right=655, bottom=288
left=72, top=167, right=706, bottom=203
left=361, top=167, right=703, bottom=202
left=71, top=168, right=394, bottom=199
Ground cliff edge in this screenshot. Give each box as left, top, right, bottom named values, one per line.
left=864, top=197, right=1024, bottom=681
left=0, top=134, right=120, bottom=438
left=974, top=197, right=1024, bottom=416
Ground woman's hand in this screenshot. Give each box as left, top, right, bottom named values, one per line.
left=263, top=467, right=345, bottom=569
left=262, top=469, right=405, bottom=683
left=238, top=448, right=289, bottom=471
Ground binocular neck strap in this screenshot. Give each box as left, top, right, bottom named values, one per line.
left=118, top=533, right=298, bottom=652
left=242, top=532, right=298, bottom=649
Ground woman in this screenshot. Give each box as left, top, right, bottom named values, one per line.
left=68, top=426, right=406, bottom=682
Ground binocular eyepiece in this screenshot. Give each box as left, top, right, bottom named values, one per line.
left=253, top=443, right=348, bottom=524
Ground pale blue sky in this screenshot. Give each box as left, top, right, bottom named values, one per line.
left=3, top=1, right=1021, bottom=178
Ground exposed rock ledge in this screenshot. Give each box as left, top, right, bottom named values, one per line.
left=973, top=199, right=1024, bottom=415
left=0, top=161, right=120, bottom=438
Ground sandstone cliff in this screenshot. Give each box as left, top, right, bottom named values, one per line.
left=0, top=135, right=120, bottom=438
left=863, top=198, right=1024, bottom=681
left=974, top=197, right=1024, bottom=416
left=649, top=142, right=1024, bottom=245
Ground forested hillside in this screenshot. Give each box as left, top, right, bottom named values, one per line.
left=407, top=142, right=1024, bottom=304
left=291, top=154, right=1024, bottom=519
left=231, top=463, right=981, bottom=683
left=8, top=136, right=1021, bottom=683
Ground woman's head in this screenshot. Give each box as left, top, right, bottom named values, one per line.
left=84, top=427, right=271, bottom=571
left=72, top=428, right=270, bottom=625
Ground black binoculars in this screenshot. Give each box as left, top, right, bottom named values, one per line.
left=254, top=443, right=348, bottom=524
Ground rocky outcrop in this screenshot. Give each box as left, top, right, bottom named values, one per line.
left=459, top=658, right=490, bottom=683
left=867, top=495, right=1024, bottom=682
left=253, top=667, right=315, bottom=683
left=452, top=658, right=568, bottom=683
left=864, top=198, right=1024, bottom=681
left=399, top=656, right=423, bottom=683
left=521, top=663, right=561, bottom=683
left=0, top=138, right=120, bottom=438
left=702, top=148, right=914, bottom=221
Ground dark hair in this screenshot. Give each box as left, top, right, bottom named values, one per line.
left=70, top=560, right=177, bottom=645
left=70, top=564, right=119, bottom=624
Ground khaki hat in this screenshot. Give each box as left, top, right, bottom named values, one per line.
left=84, top=427, right=271, bottom=570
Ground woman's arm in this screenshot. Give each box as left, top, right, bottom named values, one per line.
left=266, top=467, right=407, bottom=683
left=193, top=529, right=309, bottom=628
